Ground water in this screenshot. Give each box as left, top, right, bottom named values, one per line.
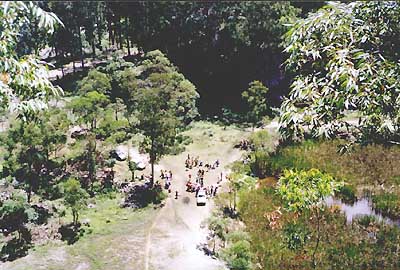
left=325, top=196, right=400, bottom=226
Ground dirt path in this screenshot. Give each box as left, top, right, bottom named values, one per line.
left=144, top=123, right=247, bottom=270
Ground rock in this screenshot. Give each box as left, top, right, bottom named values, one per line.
left=87, top=203, right=96, bottom=209
left=82, top=218, right=91, bottom=227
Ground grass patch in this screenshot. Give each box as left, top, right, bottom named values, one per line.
left=372, top=193, right=400, bottom=219
left=269, top=140, right=400, bottom=187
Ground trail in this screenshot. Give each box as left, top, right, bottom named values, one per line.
left=144, top=125, right=247, bottom=270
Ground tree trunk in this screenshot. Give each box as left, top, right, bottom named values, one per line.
left=91, top=40, right=96, bottom=58
left=312, top=208, right=321, bottom=269
left=125, top=17, right=131, bottom=55
left=151, top=161, right=154, bottom=186
left=78, top=26, right=84, bottom=68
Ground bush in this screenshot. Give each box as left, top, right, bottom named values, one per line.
left=249, top=150, right=270, bottom=178
left=336, top=185, right=357, bottom=204
left=220, top=240, right=253, bottom=270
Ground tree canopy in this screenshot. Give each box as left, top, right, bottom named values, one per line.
left=0, top=2, right=62, bottom=119
left=279, top=2, right=400, bottom=146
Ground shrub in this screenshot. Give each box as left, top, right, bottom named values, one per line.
left=220, top=240, right=253, bottom=270
left=336, top=185, right=357, bottom=204
left=249, top=150, right=270, bottom=178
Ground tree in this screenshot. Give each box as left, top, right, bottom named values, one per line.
left=40, top=109, right=70, bottom=160
left=127, top=155, right=137, bottom=182
left=135, top=90, right=179, bottom=185
left=63, top=178, right=88, bottom=226
left=1, top=111, right=70, bottom=202
left=280, top=2, right=400, bottom=146
left=78, top=69, right=111, bottom=96
left=276, top=169, right=343, bottom=268
left=70, top=91, right=110, bottom=131
left=242, top=81, right=270, bottom=127
left=0, top=2, right=62, bottom=119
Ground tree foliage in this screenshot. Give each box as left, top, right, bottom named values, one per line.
left=280, top=2, right=400, bottom=146
left=1, top=110, right=70, bottom=202
left=277, top=169, right=342, bottom=212
left=0, top=1, right=62, bottom=118
left=135, top=90, right=178, bottom=184
left=78, top=69, right=111, bottom=96
left=242, top=81, right=270, bottom=126
left=63, top=178, right=88, bottom=226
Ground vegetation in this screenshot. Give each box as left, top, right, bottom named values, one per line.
left=1, top=1, right=400, bottom=269
left=280, top=2, right=400, bottom=146
left=241, top=81, right=271, bottom=128
left=63, top=178, right=89, bottom=226
left=0, top=2, right=62, bottom=118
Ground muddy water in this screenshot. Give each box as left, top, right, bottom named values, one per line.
left=325, top=197, right=400, bottom=226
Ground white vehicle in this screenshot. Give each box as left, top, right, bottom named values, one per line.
left=196, top=190, right=207, bottom=206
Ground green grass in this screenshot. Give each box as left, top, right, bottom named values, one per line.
left=372, top=193, right=400, bottom=219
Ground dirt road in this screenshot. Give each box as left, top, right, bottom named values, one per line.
left=145, top=123, right=247, bottom=270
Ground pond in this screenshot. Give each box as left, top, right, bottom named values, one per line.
left=325, top=196, right=400, bottom=226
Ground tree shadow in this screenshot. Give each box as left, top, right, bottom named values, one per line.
left=0, top=230, right=32, bottom=262
left=58, top=223, right=84, bottom=245
left=122, top=183, right=165, bottom=208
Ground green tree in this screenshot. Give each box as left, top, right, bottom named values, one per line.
left=70, top=91, right=110, bottom=131
left=1, top=117, right=67, bottom=203
left=242, top=81, right=270, bottom=128
left=78, top=69, right=111, bottom=96
left=135, top=90, right=178, bottom=185
left=220, top=240, right=253, bottom=270
left=63, top=178, right=89, bottom=226
left=276, top=169, right=343, bottom=268
left=280, top=2, right=400, bottom=146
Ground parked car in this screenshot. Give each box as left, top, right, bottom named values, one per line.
left=196, top=190, right=207, bottom=206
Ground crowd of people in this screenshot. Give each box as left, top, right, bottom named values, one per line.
left=155, top=154, right=224, bottom=203
left=184, top=154, right=221, bottom=200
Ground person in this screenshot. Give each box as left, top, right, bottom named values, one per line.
left=213, top=186, right=218, bottom=196
left=195, top=185, right=200, bottom=197
left=169, top=170, right=173, bottom=181
left=215, top=159, right=220, bottom=167
left=160, top=170, right=164, bottom=179
left=210, top=185, right=214, bottom=196
left=175, top=190, right=179, bottom=199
